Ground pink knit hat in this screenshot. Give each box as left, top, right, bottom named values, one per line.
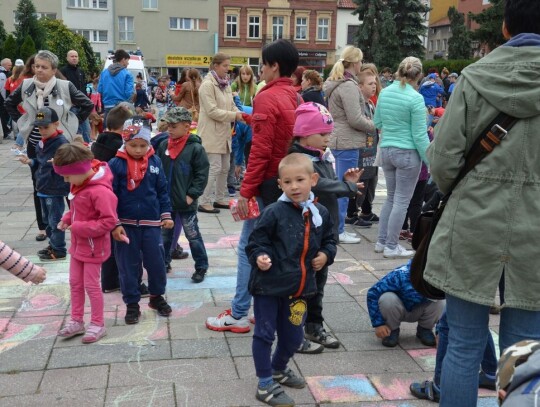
left=293, top=102, right=334, bottom=137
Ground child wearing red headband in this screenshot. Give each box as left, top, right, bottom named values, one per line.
left=53, top=143, right=118, bottom=343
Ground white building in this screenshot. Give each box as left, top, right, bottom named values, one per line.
left=335, top=0, right=361, bottom=61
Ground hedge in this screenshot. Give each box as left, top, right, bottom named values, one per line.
left=421, top=59, right=479, bottom=75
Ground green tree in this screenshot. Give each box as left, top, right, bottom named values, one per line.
left=14, top=0, right=44, bottom=51
left=81, top=37, right=100, bottom=77
left=0, top=20, right=7, bottom=47
left=394, top=0, right=430, bottom=59
left=2, top=35, right=18, bottom=62
left=469, top=0, right=505, bottom=51
left=447, top=6, right=471, bottom=59
left=19, top=34, right=36, bottom=62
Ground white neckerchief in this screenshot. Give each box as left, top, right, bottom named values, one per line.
left=33, top=76, right=57, bottom=109
left=278, top=191, right=322, bottom=227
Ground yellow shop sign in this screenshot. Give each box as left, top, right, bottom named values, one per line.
left=165, top=54, right=212, bottom=67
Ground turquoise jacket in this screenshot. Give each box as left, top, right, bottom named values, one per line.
left=374, top=81, right=429, bottom=164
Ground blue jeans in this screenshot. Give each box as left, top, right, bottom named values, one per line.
left=331, top=149, right=360, bottom=234
left=377, top=147, right=421, bottom=250
left=440, top=294, right=540, bottom=407
left=433, top=310, right=498, bottom=386
left=71, top=106, right=91, bottom=143
left=162, top=211, right=209, bottom=271
left=39, top=196, right=66, bottom=254
left=231, top=197, right=265, bottom=319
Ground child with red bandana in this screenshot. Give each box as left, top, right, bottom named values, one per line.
left=53, top=143, right=118, bottom=343
left=108, top=120, right=174, bottom=324
left=156, top=107, right=210, bottom=283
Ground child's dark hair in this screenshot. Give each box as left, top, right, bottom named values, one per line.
left=54, top=143, right=94, bottom=166
left=262, top=39, right=299, bottom=77
left=505, top=0, right=540, bottom=36
left=107, top=104, right=134, bottom=131
left=114, top=49, right=130, bottom=62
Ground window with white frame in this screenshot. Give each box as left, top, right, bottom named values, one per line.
left=169, top=18, right=208, bottom=31
left=443, top=38, right=447, bottom=50
left=429, top=40, right=433, bottom=51
left=74, top=29, right=108, bottom=43
left=226, top=15, right=238, bottom=37
left=347, top=25, right=359, bottom=45
left=436, top=39, right=441, bottom=50
left=118, top=16, right=134, bottom=42
left=295, top=17, right=307, bottom=40
left=68, top=0, right=107, bottom=9
left=248, top=15, right=260, bottom=38
left=272, top=16, right=284, bottom=41
left=143, top=0, right=157, bottom=9
left=317, top=18, right=329, bottom=40
left=36, top=12, right=57, bottom=19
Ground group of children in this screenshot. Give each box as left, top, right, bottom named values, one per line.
left=16, top=103, right=209, bottom=341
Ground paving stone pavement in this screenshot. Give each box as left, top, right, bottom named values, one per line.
left=0, top=142, right=498, bottom=406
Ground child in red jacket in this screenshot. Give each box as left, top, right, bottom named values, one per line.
left=53, top=144, right=118, bottom=344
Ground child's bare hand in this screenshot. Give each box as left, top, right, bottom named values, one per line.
left=257, top=254, right=272, bottom=271
left=161, top=219, right=174, bottom=229
left=17, top=155, right=31, bottom=165
left=343, top=168, right=363, bottom=183
left=112, top=226, right=127, bottom=242
left=311, top=252, right=328, bottom=271
left=186, top=196, right=194, bottom=205
left=375, top=325, right=391, bottom=339
left=30, top=266, right=47, bottom=284
left=57, top=221, right=69, bottom=231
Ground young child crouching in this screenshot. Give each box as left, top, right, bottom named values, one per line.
left=54, top=143, right=118, bottom=343
left=109, top=121, right=174, bottom=324
left=246, top=153, right=337, bottom=406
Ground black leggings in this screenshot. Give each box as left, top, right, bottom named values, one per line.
left=402, top=180, right=427, bottom=233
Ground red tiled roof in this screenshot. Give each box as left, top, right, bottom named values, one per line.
left=430, top=17, right=451, bottom=28
left=338, top=0, right=356, bottom=9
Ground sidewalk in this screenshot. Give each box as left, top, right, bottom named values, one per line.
left=0, top=141, right=498, bottom=406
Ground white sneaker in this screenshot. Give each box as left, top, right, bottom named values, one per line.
left=374, top=242, right=385, bottom=253
left=339, top=232, right=361, bottom=244
left=383, top=244, right=415, bottom=259
left=205, top=309, right=250, bottom=333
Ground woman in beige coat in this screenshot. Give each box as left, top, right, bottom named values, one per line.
left=198, top=53, right=243, bottom=213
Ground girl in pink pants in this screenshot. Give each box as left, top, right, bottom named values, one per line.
left=53, top=144, right=118, bottom=344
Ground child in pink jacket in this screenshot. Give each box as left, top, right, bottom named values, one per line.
left=0, top=241, right=46, bottom=284
left=53, top=143, right=118, bottom=344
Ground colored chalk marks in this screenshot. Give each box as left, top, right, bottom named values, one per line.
left=406, top=348, right=437, bottom=371
left=477, top=397, right=498, bottom=406
left=370, top=374, right=420, bottom=400
left=306, top=374, right=382, bottom=403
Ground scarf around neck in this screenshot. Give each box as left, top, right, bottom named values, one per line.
left=167, top=134, right=190, bottom=160
left=278, top=191, right=322, bottom=227
left=116, top=145, right=155, bottom=191
left=33, top=76, right=57, bottom=108
left=70, top=159, right=102, bottom=195
left=211, top=70, right=229, bottom=90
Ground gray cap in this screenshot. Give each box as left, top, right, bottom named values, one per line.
left=449, top=72, right=459, bottom=78
left=34, top=107, right=59, bottom=126
left=162, top=107, right=192, bottom=123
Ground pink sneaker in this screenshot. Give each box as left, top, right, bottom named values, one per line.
left=58, top=320, right=85, bottom=338
left=81, top=323, right=106, bottom=344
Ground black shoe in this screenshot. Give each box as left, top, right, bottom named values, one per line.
left=416, top=326, right=436, bottom=347
left=171, top=248, right=189, bottom=260
left=103, top=287, right=120, bottom=293
left=213, top=202, right=230, bottom=209
left=198, top=205, right=220, bottom=214
left=191, top=269, right=206, bottom=283
left=352, top=217, right=373, bottom=228
left=39, top=249, right=67, bottom=261
left=382, top=328, right=400, bottom=347
left=344, top=216, right=358, bottom=225
left=360, top=213, right=380, bottom=222
left=166, top=263, right=172, bottom=273
left=149, top=295, right=172, bottom=316
left=38, top=245, right=52, bottom=256
left=35, top=233, right=47, bottom=242
left=139, top=283, right=150, bottom=298
left=125, top=303, right=141, bottom=324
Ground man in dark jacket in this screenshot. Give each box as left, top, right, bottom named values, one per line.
left=61, top=50, right=91, bottom=142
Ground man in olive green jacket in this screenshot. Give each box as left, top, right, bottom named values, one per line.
left=424, top=1, right=540, bottom=405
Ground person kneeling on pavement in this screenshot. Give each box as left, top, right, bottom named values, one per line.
left=367, top=261, right=444, bottom=348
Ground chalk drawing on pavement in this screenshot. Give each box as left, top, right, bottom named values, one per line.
left=306, top=374, right=382, bottom=403
left=406, top=348, right=437, bottom=371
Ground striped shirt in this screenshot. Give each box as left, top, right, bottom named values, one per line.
left=0, top=241, right=40, bottom=283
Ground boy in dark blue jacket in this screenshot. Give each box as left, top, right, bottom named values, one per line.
left=246, top=153, right=336, bottom=407
left=157, top=107, right=210, bottom=283
left=18, top=108, right=69, bottom=260
left=109, top=121, right=174, bottom=324
left=367, top=261, right=444, bottom=348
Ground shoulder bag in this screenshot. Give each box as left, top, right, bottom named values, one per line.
left=410, top=112, right=518, bottom=299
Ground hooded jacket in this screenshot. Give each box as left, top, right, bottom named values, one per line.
left=156, top=134, right=210, bottom=213
left=246, top=200, right=336, bottom=298
left=32, top=132, right=70, bottom=196
left=424, top=39, right=540, bottom=311
left=97, top=63, right=134, bottom=108
left=323, top=78, right=375, bottom=150
left=60, top=163, right=118, bottom=263
left=419, top=80, right=444, bottom=107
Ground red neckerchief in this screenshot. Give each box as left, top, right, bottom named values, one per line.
left=70, top=159, right=101, bottom=195
left=168, top=133, right=190, bottom=160
left=116, top=146, right=155, bottom=191
left=42, top=129, right=63, bottom=144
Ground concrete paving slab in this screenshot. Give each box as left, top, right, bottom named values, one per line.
left=105, top=383, right=175, bottom=407
left=40, top=365, right=109, bottom=392
left=0, top=389, right=106, bottom=406
left=170, top=337, right=229, bottom=359
left=0, top=370, right=43, bottom=396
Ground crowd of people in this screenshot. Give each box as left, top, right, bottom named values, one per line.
left=1, top=0, right=539, bottom=405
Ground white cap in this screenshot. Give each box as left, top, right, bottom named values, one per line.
left=15, top=59, right=24, bottom=66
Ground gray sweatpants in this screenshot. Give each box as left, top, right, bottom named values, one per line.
left=379, top=292, right=445, bottom=331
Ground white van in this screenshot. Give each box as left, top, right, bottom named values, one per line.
left=103, top=54, right=149, bottom=87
